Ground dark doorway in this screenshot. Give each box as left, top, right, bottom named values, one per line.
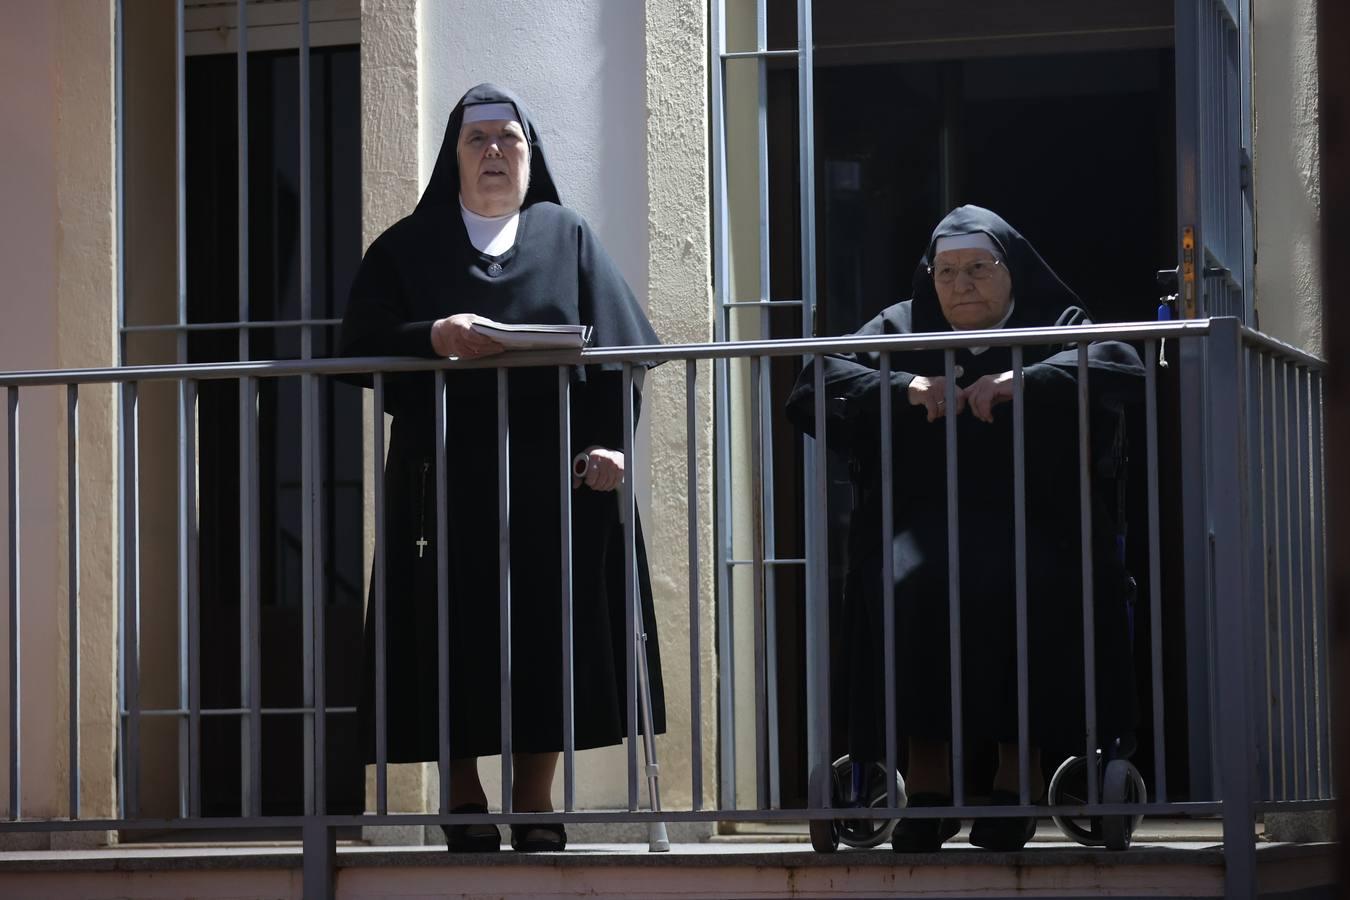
left=760, top=34, right=1183, bottom=807
left=184, top=45, right=366, bottom=816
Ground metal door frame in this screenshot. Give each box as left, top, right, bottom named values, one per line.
left=709, top=0, right=822, bottom=812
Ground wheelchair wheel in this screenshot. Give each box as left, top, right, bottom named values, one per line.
left=834, top=755, right=907, bottom=849
left=808, top=755, right=907, bottom=852
left=1048, top=753, right=1146, bottom=848
left=1101, top=759, right=1146, bottom=851
left=808, top=762, right=840, bottom=853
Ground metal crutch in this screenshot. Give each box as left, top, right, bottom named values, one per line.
left=583, top=368, right=669, bottom=852
left=630, top=367, right=670, bottom=851
left=634, top=588, right=670, bottom=851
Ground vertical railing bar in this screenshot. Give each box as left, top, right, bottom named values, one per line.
left=236, top=0, right=249, bottom=363
left=1287, top=365, right=1303, bottom=799
left=373, top=374, right=388, bottom=816
left=303, top=372, right=326, bottom=825
left=247, top=378, right=262, bottom=818
left=879, top=354, right=898, bottom=809
left=622, top=364, right=639, bottom=811
left=709, top=0, right=737, bottom=811
left=1259, top=352, right=1275, bottom=801
left=1296, top=367, right=1313, bottom=800
left=8, top=388, right=21, bottom=820
left=67, top=385, right=81, bottom=819
left=123, top=382, right=141, bottom=819
left=238, top=377, right=254, bottom=816
left=714, top=367, right=736, bottom=809
left=686, top=360, right=703, bottom=811
left=175, top=377, right=193, bottom=818
left=1145, top=341, right=1168, bottom=803
left=1248, top=348, right=1270, bottom=800
left=1271, top=355, right=1289, bottom=800
left=497, top=367, right=513, bottom=813
left=558, top=367, right=576, bottom=813
left=760, top=367, right=781, bottom=810
left=300, top=364, right=316, bottom=821
left=943, top=350, right=964, bottom=807
left=186, top=380, right=201, bottom=818
left=807, top=356, right=831, bottom=810
left=749, top=357, right=769, bottom=809
left=434, top=370, right=451, bottom=814
left=1011, top=347, right=1030, bottom=806
left=1243, top=346, right=1268, bottom=800
left=1281, top=360, right=1296, bottom=801
left=1311, top=371, right=1330, bottom=794
left=1285, top=361, right=1302, bottom=801
left=1077, top=343, right=1098, bottom=807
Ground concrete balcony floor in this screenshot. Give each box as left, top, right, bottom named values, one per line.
left=0, top=820, right=1338, bottom=899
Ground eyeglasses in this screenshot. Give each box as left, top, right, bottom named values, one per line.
left=929, top=257, right=1004, bottom=284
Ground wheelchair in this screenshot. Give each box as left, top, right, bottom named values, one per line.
left=810, top=401, right=1149, bottom=853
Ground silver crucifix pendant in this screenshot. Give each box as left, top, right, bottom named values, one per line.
left=416, top=537, right=428, bottom=558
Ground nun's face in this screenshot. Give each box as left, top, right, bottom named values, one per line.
left=457, top=119, right=530, bottom=217
left=932, top=248, right=1013, bottom=330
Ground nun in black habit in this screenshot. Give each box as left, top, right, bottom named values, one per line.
left=341, top=84, right=664, bottom=852
left=786, top=205, right=1143, bottom=852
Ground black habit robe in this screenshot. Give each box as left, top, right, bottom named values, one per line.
left=786, top=205, right=1144, bottom=762
left=341, top=84, right=665, bottom=762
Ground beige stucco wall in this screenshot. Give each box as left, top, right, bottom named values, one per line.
left=1253, top=0, right=1321, bottom=353
left=0, top=0, right=119, bottom=842
left=54, top=0, right=120, bottom=831
left=643, top=0, right=715, bottom=814
left=359, top=0, right=431, bottom=838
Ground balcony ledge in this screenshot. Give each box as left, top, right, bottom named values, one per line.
left=0, top=835, right=1337, bottom=899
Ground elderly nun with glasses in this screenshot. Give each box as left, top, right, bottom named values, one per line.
left=787, top=205, right=1144, bottom=852
left=341, top=84, right=664, bottom=854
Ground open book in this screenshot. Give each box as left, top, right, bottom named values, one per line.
left=469, top=319, right=593, bottom=351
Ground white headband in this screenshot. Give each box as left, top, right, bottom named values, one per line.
left=933, top=232, right=1002, bottom=258
left=462, top=102, right=521, bottom=126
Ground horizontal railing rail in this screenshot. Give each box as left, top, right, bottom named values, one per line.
left=0, top=317, right=1333, bottom=900
left=0, top=319, right=1216, bottom=387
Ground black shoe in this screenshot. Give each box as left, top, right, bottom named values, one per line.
left=442, top=803, right=501, bottom=852
left=891, top=793, right=960, bottom=852
left=510, top=822, right=567, bottom=852
left=968, top=790, right=1038, bottom=851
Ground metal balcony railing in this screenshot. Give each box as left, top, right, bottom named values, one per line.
left=0, top=318, right=1333, bottom=900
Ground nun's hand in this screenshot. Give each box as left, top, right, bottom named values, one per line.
left=965, top=371, right=1016, bottom=423
left=574, top=446, right=624, bottom=492
left=431, top=313, right=504, bottom=359
left=907, top=369, right=966, bottom=422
